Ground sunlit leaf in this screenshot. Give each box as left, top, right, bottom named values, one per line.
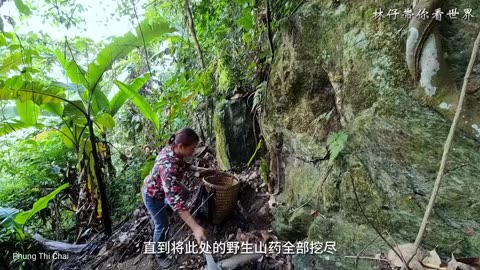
left=95, top=113, right=115, bottom=128
left=109, top=75, right=150, bottom=116
left=42, top=103, right=64, bottom=116
left=14, top=0, right=32, bottom=16
left=87, top=19, right=173, bottom=90
left=91, top=89, right=110, bottom=115
left=0, top=119, right=42, bottom=136
left=114, top=74, right=159, bottom=131
left=0, top=80, right=66, bottom=105
left=34, top=130, right=60, bottom=141
left=0, top=52, right=22, bottom=74
left=15, top=99, right=40, bottom=125
left=54, top=49, right=89, bottom=87
left=237, top=13, right=253, bottom=31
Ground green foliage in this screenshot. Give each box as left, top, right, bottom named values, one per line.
left=109, top=75, right=151, bottom=116
left=0, top=133, right=74, bottom=206
left=14, top=184, right=69, bottom=227
left=141, top=155, right=155, bottom=180
left=0, top=183, right=69, bottom=239
left=16, top=100, right=40, bottom=125
left=327, top=131, right=349, bottom=161
left=14, top=0, right=32, bottom=16
left=95, top=113, right=115, bottom=128
left=114, top=74, right=160, bottom=130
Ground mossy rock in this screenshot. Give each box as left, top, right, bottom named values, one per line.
left=272, top=206, right=314, bottom=242
left=213, top=99, right=257, bottom=170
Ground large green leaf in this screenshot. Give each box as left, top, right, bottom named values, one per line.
left=95, top=113, right=115, bottom=128
left=42, top=103, right=64, bottom=116
left=0, top=119, right=43, bottom=136
left=0, top=207, right=20, bottom=227
left=14, top=183, right=70, bottom=226
left=63, top=100, right=87, bottom=121
left=86, top=19, right=173, bottom=90
left=109, top=74, right=150, bottom=116
left=0, top=35, right=6, bottom=46
left=114, top=75, right=159, bottom=131
left=54, top=49, right=89, bottom=87
left=14, top=0, right=32, bottom=15
left=16, top=100, right=40, bottom=125
left=0, top=79, right=66, bottom=105
left=0, top=52, right=22, bottom=74
left=59, top=125, right=85, bottom=148
left=52, top=81, right=85, bottom=96
left=91, top=89, right=110, bottom=115
left=0, top=207, right=23, bottom=238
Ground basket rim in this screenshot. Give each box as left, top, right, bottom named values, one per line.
left=202, top=173, right=239, bottom=190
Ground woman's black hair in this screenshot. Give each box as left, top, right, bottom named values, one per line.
left=167, top=127, right=199, bottom=146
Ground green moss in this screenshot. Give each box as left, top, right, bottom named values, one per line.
left=307, top=217, right=334, bottom=240
left=213, top=101, right=231, bottom=170
left=272, top=206, right=314, bottom=242
left=280, top=161, right=322, bottom=207
left=303, top=217, right=387, bottom=270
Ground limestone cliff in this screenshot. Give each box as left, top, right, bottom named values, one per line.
left=263, top=0, right=480, bottom=268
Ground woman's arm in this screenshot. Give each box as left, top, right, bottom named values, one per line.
left=178, top=210, right=207, bottom=243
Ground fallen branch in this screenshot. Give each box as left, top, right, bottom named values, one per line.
left=33, top=233, right=87, bottom=253
left=409, top=30, right=480, bottom=263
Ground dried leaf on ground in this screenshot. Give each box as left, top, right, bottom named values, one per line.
left=422, top=249, right=442, bottom=268
left=448, top=254, right=478, bottom=270
left=387, top=243, right=426, bottom=270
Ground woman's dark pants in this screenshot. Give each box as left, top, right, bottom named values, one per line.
left=141, top=187, right=170, bottom=256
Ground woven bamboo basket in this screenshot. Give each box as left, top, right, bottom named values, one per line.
left=202, top=170, right=240, bottom=224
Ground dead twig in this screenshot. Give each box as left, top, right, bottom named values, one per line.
left=409, top=30, right=480, bottom=264
left=345, top=256, right=389, bottom=263
left=350, top=174, right=407, bottom=267
left=354, top=232, right=383, bottom=269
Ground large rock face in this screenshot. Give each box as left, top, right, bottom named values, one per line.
left=264, top=0, right=480, bottom=269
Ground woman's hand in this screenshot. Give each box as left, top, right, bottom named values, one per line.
left=193, top=168, right=216, bottom=178
left=193, top=225, right=207, bottom=244
left=178, top=210, right=207, bottom=244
